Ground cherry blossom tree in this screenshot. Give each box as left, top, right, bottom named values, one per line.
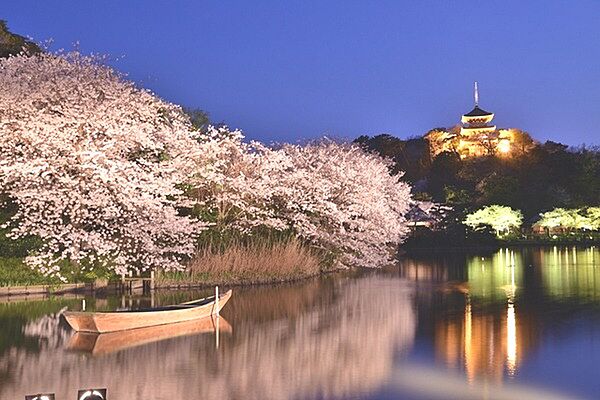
left=275, top=141, right=412, bottom=267
left=0, top=52, right=206, bottom=279
left=537, top=207, right=600, bottom=232
left=188, top=132, right=412, bottom=268
left=186, top=126, right=291, bottom=233
left=0, top=52, right=413, bottom=279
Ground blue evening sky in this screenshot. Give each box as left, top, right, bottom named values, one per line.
left=4, top=1, right=600, bottom=145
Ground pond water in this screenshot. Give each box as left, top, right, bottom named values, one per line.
left=2, top=246, right=600, bottom=399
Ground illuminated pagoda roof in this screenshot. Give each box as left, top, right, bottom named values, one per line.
left=463, top=105, right=493, bottom=117
left=461, top=82, right=495, bottom=129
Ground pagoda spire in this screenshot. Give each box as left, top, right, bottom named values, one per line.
left=474, top=81, right=479, bottom=107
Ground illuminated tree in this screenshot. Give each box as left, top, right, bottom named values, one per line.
left=0, top=51, right=413, bottom=280
left=275, top=141, right=412, bottom=267
left=0, top=52, right=206, bottom=278
left=536, top=208, right=571, bottom=231
left=463, top=205, right=523, bottom=237
left=587, top=207, right=600, bottom=231
left=189, top=133, right=413, bottom=268
left=537, top=207, right=597, bottom=232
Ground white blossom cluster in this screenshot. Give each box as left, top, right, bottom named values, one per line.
left=0, top=52, right=412, bottom=276
left=0, top=52, right=206, bottom=276
left=190, top=131, right=412, bottom=267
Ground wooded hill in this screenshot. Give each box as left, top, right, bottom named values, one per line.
left=356, top=134, right=600, bottom=220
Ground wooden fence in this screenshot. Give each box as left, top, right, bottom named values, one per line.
left=0, top=282, right=89, bottom=297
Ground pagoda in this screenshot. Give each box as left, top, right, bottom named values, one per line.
left=425, top=82, right=521, bottom=158
left=460, top=82, right=496, bottom=136
left=456, top=82, right=501, bottom=157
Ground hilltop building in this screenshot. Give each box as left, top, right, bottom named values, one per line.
left=426, top=83, right=517, bottom=159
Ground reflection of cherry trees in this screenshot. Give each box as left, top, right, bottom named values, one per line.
left=0, top=276, right=415, bottom=399
left=21, top=307, right=72, bottom=350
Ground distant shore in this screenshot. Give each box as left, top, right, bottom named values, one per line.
left=403, top=237, right=600, bottom=255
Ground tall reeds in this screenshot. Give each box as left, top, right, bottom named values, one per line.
left=156, top=236, right=322, bottom=286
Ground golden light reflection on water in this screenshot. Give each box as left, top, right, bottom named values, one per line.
left=437, top=249, right=525, bottom=382
left=506, top=302, right=517, bottom=376
left=435, top=299, right=522, bottom=384
left=402, top=246, right=600, bottom=384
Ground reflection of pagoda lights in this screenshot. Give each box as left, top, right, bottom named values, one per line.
left=506, top=261, right=517, bottom=377
left=506, top=302, right=517, bottom=376
left=464, top=300, right=474, bottom=384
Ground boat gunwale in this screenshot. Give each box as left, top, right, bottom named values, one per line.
left=63, top=290, right=231, bottom=317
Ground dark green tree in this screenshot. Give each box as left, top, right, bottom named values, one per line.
left=0, top=20, right=41, bottom=58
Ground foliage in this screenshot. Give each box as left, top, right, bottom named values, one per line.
left=0, top=20, right=42, bottom=59
left=356, top=134, right=431, bottom=182
left=182, top=107, right=211, bottom=132
left=537, top=207, right=600, bottom=231
left=464, top=205, right=523, bottom=236
left=0, top=256, right=112, bottom=286
left=0, top=52, right=207, bottom=279
left=0, top=258, right=57, bottom=287
left=357, top=133, right=600, bottom=222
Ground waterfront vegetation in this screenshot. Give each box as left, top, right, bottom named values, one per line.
left=156, top=235, right=323, bottom=286
left=0, top=27, right=411, bottom=287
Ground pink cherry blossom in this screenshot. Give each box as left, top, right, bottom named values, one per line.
left=0, top=52, right=206, bottom=277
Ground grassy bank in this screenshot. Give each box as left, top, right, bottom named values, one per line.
left=0, top=257, right=113, bottom=287
left=0, top=223, right=333, bottom=287
left=156, top=237, right=326, bottom=287
left=0, top=258, right=63, bottom=287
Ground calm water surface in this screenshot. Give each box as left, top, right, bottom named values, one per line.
left=2, top=246, right=600, bottom=399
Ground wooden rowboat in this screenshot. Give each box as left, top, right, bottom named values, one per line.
left=68, top=316, right=232, bottom=355
left=64, top=289, right=232, bottom=333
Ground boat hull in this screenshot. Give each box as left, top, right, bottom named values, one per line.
left=64, top=289, right=232, bottom=333
left=68, top=316, right=232, bottom=355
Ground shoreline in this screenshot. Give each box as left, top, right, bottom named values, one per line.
left=0, top=267, right=345, bottom=300
left=403, top=240, right=600, bottom=255
left=4, top=239, right=599, bottom=296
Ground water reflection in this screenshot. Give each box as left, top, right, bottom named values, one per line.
left=0, top=276, right=415, bottom=399
left=68, top=316, right=232, bottom=356
left=401, top=250, right=526, bottom=382
left=433, top=298, right=530, bottom=384
left=539, top=246, right=600, bottom=301
left=3, top=246, right=600, bottom=399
